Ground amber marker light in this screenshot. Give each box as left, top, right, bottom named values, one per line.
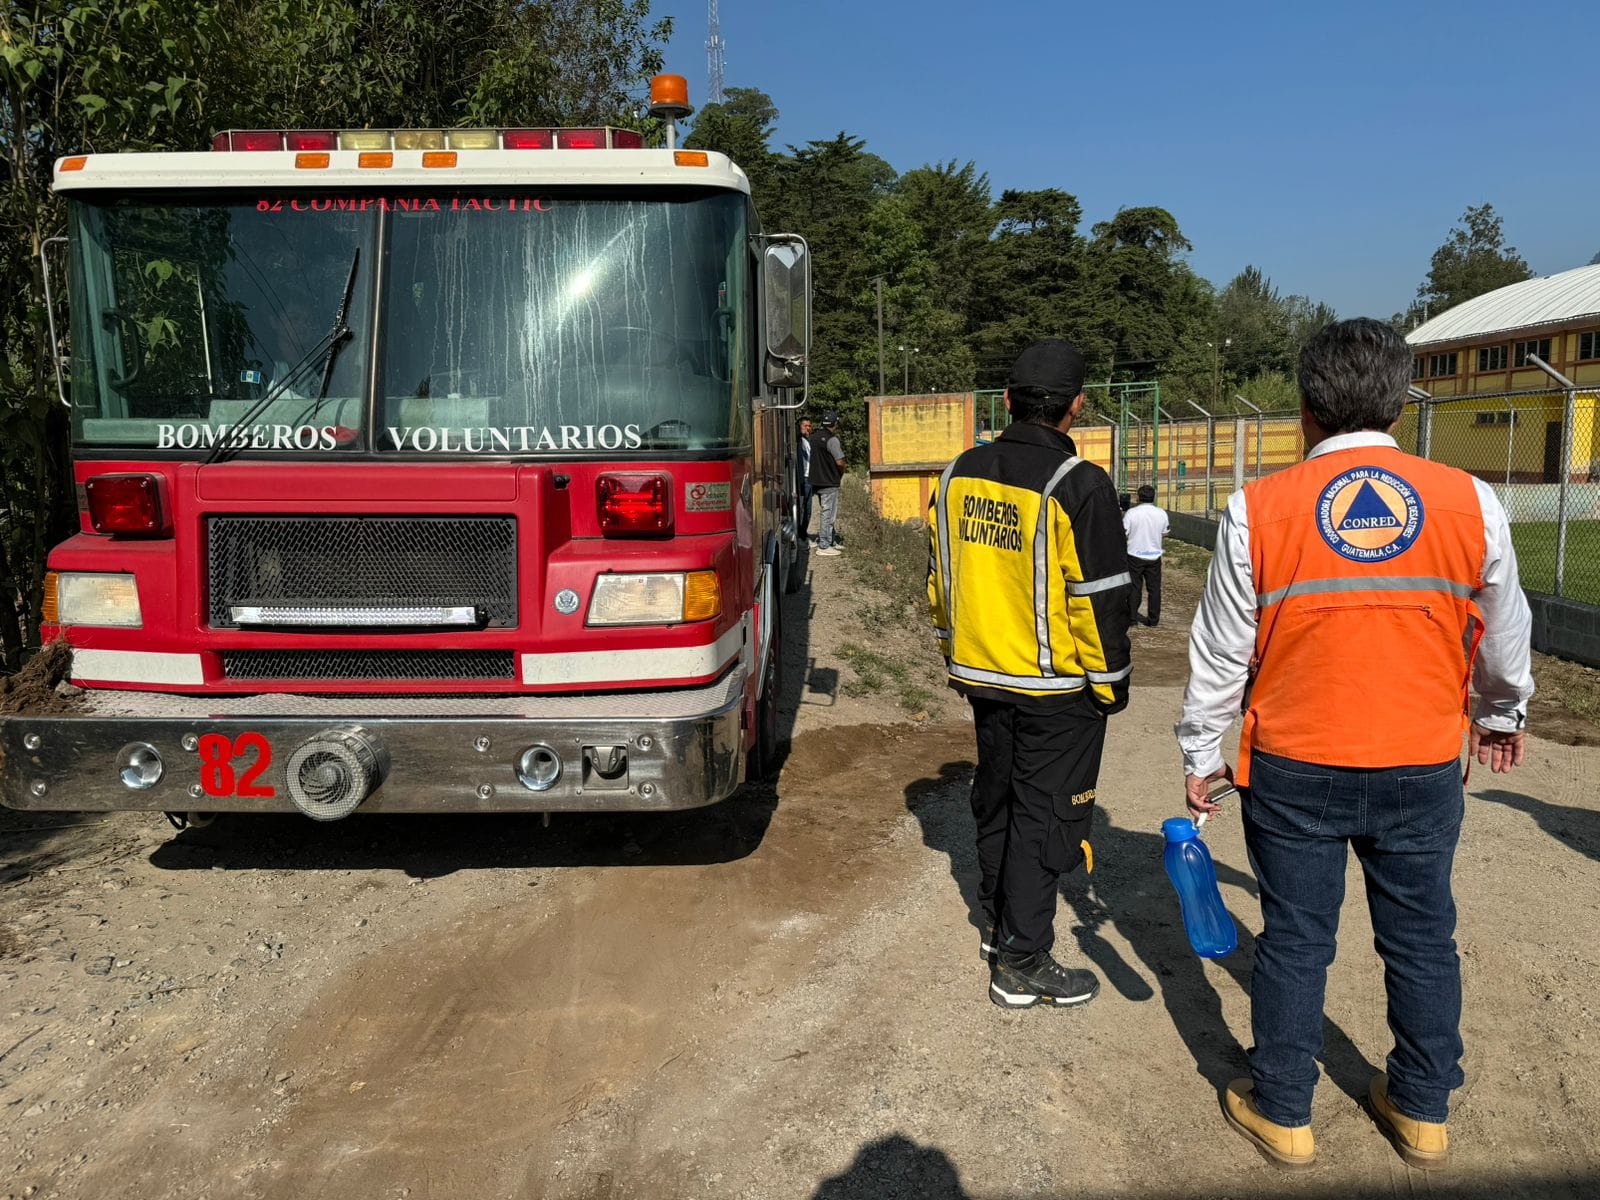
left=682, top=571, right=722, bottom=622
left=422, top=151, right=457, bottom=169
left=295, top=152, right=330, bottom=169
left=674, top=151, right=709, bottom=168
left=359, top=152, right=394, bottom=169
left=60, top=156, right=87, bottom=171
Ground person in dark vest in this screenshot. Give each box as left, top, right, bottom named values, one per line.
left=810, top=411, right=846, bottom=557
left=1177, top=318, right=1534, bottom=1170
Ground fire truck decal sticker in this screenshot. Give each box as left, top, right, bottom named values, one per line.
left=198, top=732, right=276, bottom=799
left=685, top=480, right=731, bottom=512
left=158, top=424, right=342, bottom=450
left=152, top=424, right=645, bottom=453
left=256, top=196, right=550, bottom=213
left=384, top=425, right=644, bottom=453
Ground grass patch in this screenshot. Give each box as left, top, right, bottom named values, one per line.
left=1507, top=521, right=1600, bottom=604
left=838, top=641, right=933, bottom=712
left=838, top=475, right=930, bottom=626
left=1162, top=538, right=1214, bottom=579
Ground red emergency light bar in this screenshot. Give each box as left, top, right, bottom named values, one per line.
left=211, top=128, right=649, bottom=152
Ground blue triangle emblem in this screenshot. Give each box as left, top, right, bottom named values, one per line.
left=1338, top=481, right=1401, bottom=530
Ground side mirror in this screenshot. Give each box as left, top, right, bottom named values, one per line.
left=762, top=235, right=810, bottom=404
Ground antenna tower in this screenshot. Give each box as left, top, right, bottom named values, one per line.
left=706, top=0, right=726, bottom=105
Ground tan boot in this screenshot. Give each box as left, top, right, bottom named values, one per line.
left=1221, top=1078, right=1315, bottom=1169
left=1368, top=1073, right=1450, bottom=1169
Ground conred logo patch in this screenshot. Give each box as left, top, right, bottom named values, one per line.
left=1317, top=466, right=1424, bottom=562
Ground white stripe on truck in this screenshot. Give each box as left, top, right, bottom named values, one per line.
left=520, top=619, right=746, bottom=687
left=72, top=649, right=206, bottom=686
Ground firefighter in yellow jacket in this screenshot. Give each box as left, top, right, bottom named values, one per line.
left=928, top=339, right=1132, bottom=1009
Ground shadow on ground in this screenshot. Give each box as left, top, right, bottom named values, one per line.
left=145, top=568, right=822, bottom=879
left=905, top=761, right=1375, bottom=1106
left=1479, top=787, right=1600, bottom=863
left=812, top=1134, right=971, bottom=1199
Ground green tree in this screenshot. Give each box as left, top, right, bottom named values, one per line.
left=684, top=87, right=779, bottom=213
left=968, top=188, right=1091, bottom=386
left=1416, top=203, right=1532, bottom=314
left=766, top=132, right=892, bottom=444
left=1084, top=206, right=1209, bottom=389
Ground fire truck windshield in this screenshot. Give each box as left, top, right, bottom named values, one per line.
left=65, top=188, right=752, bottom=457
left=68, top=195, right=377, bottom=452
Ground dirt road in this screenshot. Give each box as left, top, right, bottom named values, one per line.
left=3, top=549, right=1598, bottom=1200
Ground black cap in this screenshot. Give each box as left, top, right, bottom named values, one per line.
left=1008, top=339, right=1087, bottom=399
left=820, top=409, right=840, bottom=426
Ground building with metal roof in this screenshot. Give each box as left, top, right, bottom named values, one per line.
left=1407, top=262, right=1600, bottom=349
left=1405, top=262, right=1600, bottom=398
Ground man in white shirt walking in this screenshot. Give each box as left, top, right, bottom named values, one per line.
left=1122, top=484, right=1168, bottom=626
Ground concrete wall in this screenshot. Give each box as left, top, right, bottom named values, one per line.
left=1526, top=591, right=1600, bottom=669
left=1167, top=510, right=1219, bottom=551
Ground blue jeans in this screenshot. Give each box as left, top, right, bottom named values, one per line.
left=816, top=487, right=840, bottom=549
left=1243, top=751, right=1465, bottom=1127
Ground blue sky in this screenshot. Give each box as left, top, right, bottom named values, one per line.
left=661, top=0, right=1595, bottom=318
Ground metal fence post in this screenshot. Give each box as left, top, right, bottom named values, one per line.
left=1233, top=416, right=1247, bottom=492
left=1417, top=400, right=1433, bottom=461
left=1234, top=395, right=1262, bottom=479
left=1528, top=354, right=1578, bottom=598
left=1557, top=387, right=1575, bottom=597
left=1184, top=399, right=1214, bottom=514
left=1504, top=404, right=1516, bottom=488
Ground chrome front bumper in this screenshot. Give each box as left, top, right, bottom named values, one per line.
left=0, top=672, right=746, bottom=814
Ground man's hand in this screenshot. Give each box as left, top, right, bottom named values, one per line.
left=1184, top=765, right=1233, bottom=823
left=1470, top=725, right=1526, bottom=775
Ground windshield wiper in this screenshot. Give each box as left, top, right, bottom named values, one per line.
left=204, top=249, right=360, bottom=464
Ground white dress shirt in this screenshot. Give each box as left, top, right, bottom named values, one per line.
left=1176, top=431, right=1535, bottom=777
left=1123, top=503, right=1169, bottom=559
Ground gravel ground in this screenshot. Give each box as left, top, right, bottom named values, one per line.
left=2, top=548, right=1597, bottom=1200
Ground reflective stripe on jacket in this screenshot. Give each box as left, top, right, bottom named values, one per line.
left=926, top=422, right=1132, bottom=711
left=1240, top=443, right=1485, bottom=783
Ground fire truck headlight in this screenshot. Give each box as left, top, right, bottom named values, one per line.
left=54, top=573, right=143, bottom=628
left=586, top=571, right=721, bottom=626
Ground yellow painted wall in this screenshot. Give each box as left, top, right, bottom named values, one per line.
left=877, top=396, right=969, bottom=466
left=874, top=476, right=928, bottom=523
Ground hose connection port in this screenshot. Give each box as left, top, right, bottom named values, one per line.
left=284, top=727, right=388, bottom=821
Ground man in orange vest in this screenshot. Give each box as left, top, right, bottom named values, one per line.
left=1176, top=318, right=1533, bottom=1170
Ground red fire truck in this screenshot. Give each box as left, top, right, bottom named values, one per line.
left=2, top=75, right=810, bottom=824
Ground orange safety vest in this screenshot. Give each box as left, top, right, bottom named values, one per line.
left=1238, top=443, right=1485, bottom=785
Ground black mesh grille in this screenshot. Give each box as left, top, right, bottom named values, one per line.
left=222, top=650, right=516, bottom=680
left=208, top=516, right=517, bottom=628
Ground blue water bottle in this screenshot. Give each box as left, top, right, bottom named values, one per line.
left=1162, top=816, right=1238, bottom=958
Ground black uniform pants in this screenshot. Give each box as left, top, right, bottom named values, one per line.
left=969, top=694, right=1107, bottom=957
left=1127, top=554, right=1162, bottom=625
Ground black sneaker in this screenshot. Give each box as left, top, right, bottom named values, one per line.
left=990, top=952, right=1100, bottom=1009
left=980, top=924, right=997, bottom=963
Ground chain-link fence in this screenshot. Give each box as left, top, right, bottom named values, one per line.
left=1417, top=390, right=1600, bottom=603
left=898, top=386, right=1600, bottom=604
left=1130, top=388, right=1600, bottom=604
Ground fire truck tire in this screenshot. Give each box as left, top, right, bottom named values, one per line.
left=784, top=542, right=807, bottom=594
left=746, top=592, right=784, bottom=783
